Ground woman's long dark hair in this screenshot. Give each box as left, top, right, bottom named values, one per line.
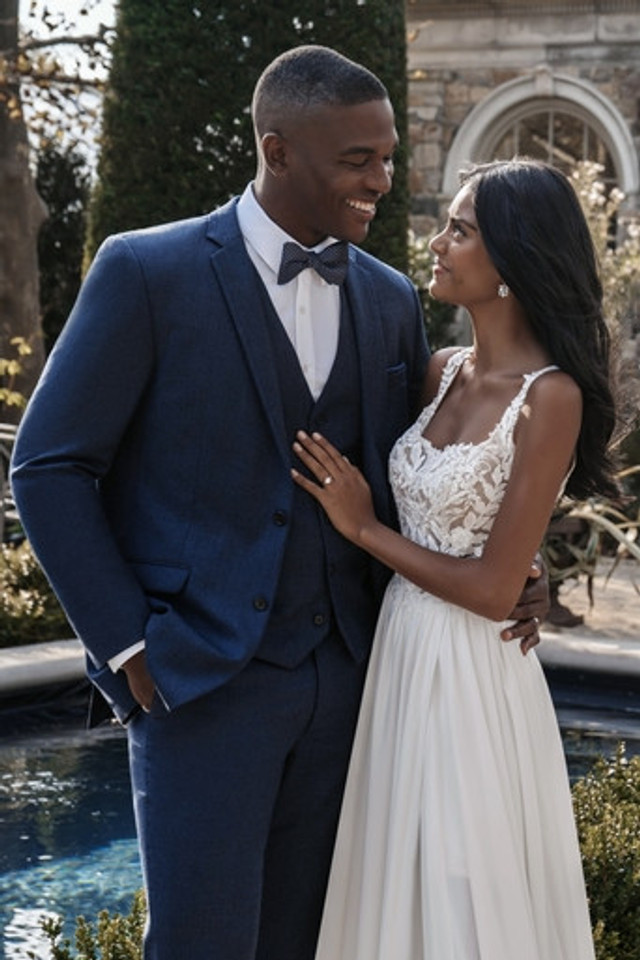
left=461, top=159, right=618, bottom=500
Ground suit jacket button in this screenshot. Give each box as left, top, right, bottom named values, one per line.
left=253, top=596, right=269, bottom=612
left=313, top=613, right=325, bottom=626
left=273, top=510, right=288, bottom=526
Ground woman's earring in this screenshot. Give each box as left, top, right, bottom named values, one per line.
left=498, top=282, right=509, bottom=299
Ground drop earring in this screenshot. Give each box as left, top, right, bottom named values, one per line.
left=498, top=282, right=509, bottom=299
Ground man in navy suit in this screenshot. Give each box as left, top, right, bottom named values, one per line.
left=12, top=45, right=545, bottom=960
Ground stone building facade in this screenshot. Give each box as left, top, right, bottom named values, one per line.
left=405, top=0, right=640, bottom=235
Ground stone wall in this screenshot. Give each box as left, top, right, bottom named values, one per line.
left=406, top=2, right=640, bottom=235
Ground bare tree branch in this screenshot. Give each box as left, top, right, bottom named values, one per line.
left=19, top=26, right=111, bottom=53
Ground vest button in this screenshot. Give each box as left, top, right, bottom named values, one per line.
left=312, top=613, right=326, bottom=627
left=253, top=596, right=269, bottom=612
left=273, top=510, right=288, bottom=526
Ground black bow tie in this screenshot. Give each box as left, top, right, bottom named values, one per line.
left=277, top=240, right=349, bottom=286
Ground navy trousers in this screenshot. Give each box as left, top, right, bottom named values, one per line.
left=127, top=631, right=368, bottom=959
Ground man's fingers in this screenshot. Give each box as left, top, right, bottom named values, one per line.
left=501, top=615, right=541, bottom=656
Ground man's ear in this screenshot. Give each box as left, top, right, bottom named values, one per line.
left=261, top=132, right=287, bottom=177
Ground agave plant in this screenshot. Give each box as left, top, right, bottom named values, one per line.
left=542, top=466, right=640, bottom=611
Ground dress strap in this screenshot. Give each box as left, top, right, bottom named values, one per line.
left=433, top=348, right=472, bottom=402
left=499, top=364, right=560, bottom=438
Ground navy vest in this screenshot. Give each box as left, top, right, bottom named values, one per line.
left=256, top=288, right=380, bottom=668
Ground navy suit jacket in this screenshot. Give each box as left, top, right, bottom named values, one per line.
left=11, top=198, right=428, bottom=723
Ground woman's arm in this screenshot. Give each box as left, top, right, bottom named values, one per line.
left=292, top=371, right=581, bottom=622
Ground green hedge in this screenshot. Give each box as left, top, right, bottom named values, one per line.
left=574, top=745, right=640, bottom=959
left=88, top=0, right=409, bottom=271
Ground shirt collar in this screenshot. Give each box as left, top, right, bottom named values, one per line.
left=237, top=183, right=339, bottom=277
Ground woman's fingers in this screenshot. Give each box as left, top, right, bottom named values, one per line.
left=293, top=437, right=330, bottom=484
left=293, top=431, right=346, bottom=482
left=291, top=466, right=323, bottom=500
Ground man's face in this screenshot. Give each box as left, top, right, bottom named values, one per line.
left=267, top=98, right=398, bottom=247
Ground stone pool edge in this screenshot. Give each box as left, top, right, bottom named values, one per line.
left=1, top=629, right=639, bottom=698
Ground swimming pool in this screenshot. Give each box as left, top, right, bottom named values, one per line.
left=1, top=680, right=639, bottom=959
left=0, top=724, right=140, bottom=959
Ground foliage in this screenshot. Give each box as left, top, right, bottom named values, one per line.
left=87, top=0, right=409, bottom=271
left=29, top=890, right=146, bottom=960
left=570, top=161, right=640, bottom=447
left=0, top=337, right=31, bottom=412
left=541, top=465, right=640, bottom=600
left=36, top=143, right=90, bottom=351
left=540, top=164, right=640, bottom=599
left=7, top=0, right=114, bottom=156
left=573, top=745, right=640, bottom=960
left=1, top=2, right=112, bottom=409
left=0, top=540, right=71, bottom=647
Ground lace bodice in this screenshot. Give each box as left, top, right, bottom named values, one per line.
left=389, top=349, right=558, bottom=559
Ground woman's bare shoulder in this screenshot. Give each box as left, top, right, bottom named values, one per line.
left=517, top=368, right=583, bottom=446
left=527, top=368, right=582, bottom=412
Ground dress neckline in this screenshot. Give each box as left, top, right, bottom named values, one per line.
left=420, top=348, right=559, bottom=453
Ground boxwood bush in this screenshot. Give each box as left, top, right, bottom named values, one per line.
left=0, top=541, right=71, bottom=647
left=574, top=745, right=640, bottom=960
left=29, top=890, right=145, bottom=960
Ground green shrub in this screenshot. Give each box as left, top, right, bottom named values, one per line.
left=88, top=0, right=409, bottom=271
left=30, top=889, right=146, bottom=960
left=0, top=541, right=71, bottom=647
left=573, top=745, right=640, bottom=960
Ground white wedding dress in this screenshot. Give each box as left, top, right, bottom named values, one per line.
left=315, top=349, right=595, bottom=960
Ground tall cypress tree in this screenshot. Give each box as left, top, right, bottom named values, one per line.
left=37, top=145, right=89, bottom=353
left=87, top=0, right=408, bottom=270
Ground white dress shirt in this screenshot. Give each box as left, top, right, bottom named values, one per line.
left=236, top=183, right=341, bottom=400
left=109, top=184, right=343, bottom=674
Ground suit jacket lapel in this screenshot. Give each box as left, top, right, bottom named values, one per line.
left=206, top=204, right=290, bottom=467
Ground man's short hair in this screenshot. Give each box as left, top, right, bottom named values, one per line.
left=252, top=45, right=388, bottom=134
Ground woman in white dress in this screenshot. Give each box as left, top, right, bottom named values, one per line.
left=292, top=159, right=617, bottom=960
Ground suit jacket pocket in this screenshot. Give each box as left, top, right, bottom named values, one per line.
left=387, top=361, right=407, bottom=391
left=128, top=560, right=191, bottom=598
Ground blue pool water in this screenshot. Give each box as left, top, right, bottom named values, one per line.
left=1, top=686, right=640, bottom=959
left=0, top=724, right=141, bottom=959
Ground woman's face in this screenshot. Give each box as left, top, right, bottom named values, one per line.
left=428, top=184, right=503, bottom=309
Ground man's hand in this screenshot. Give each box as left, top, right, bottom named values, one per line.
left=501, top=557, right=550, bottom=655
left=122, top=649, right=155, bottom=712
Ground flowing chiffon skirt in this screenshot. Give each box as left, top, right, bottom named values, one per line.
left=314, top=576, right=595, bottom=960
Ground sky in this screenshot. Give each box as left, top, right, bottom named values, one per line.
left=20, top=0, right=117, bottom=37
left=19, top=0, right=118, bottom=165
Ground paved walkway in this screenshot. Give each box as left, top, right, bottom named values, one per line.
left=0, top=560, right=637, bottom=697
left=537, top=558, right=640, bottom=680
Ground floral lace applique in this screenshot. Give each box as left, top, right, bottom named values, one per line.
left=389, top=349, right=558, bottom=560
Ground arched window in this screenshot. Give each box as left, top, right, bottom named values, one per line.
left=488, top=105, right=616, bottom=187
left=442, top=69, right=639, bottom=206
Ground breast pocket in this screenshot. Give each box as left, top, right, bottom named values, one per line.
left=387, top=362, right=408, bottom=392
